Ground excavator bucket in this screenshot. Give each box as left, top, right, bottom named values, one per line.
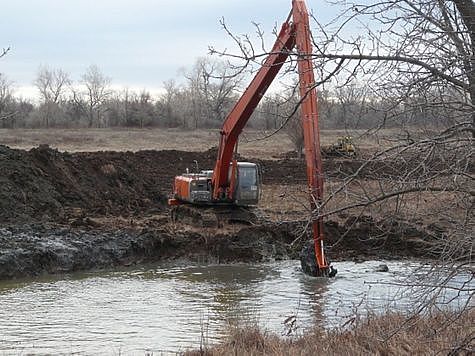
left=300, top=241, right=337, bottom=277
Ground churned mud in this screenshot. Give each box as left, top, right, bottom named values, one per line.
left=0, top=216, right=440, bottom=280
left=0, top=145, right=446, bottom=280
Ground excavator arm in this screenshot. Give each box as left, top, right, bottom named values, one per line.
left=292, top=0, right=328, bottom=272
left=211, top=0, right=329, bottom=274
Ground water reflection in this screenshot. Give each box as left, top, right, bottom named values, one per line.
left=298, top=273, right=331, bottom=328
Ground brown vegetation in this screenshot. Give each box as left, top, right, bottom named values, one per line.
left=0, top=127, right=388, bottom=156
left=187, top=309, right=474, bottom=356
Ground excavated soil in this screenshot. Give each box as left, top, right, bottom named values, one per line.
left=0, top=145, right=452, bottom=279
left=2, top=144, right=465, bottom=224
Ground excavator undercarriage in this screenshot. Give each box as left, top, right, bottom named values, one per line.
left=170, top=204, right=260, bottom=228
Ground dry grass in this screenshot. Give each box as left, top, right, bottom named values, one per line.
left=188, top=309, right=474, bottom=355
left=0, top=128, right=221, bottom=153
left=259, top=181, right=467, bottom=224
left=0, top=127, right=397, bottom=159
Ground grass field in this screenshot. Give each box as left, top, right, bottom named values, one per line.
left=0, top=127, right=396, bottom=158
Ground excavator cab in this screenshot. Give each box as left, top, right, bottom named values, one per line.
left=169, top=161, right=260, bottom=227
left=232, top=162, right=260, bottom=206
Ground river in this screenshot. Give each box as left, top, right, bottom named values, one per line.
left=0, top=260, right=470, bottom=354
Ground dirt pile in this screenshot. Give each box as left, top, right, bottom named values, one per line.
left=259, top=154, right=471, bottom=184
left=0, top=145, right=220, bottom=223
left=324, top=215, right=441, bottom=261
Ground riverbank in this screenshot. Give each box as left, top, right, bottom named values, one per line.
left=0, top=213, right=442, bottom=280
left=187, top=309, right=474, bottom=355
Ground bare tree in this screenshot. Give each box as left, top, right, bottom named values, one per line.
left=81, top=65, right=111, bottom=128
left=136, top=90, right=154, bottom=128
left=278, top=85, right=305, bottom=157
left=185, top=58, right=243, bottom=128
left=0, top=49, right=15, bottom=126
left=0, top=73, right=15, bottom=126
left=306, top=0, right=474, bottom=134
left=258, top=94, right=282, bottom=130
left=158, top=79, right=181, bottom=127
left=34, top=66, right=70, bottom=127
left=123, top=88, right=131, bottom=126
left=332, top=84, right=368, bottom=130
left=0, top=47, right=9, bottom=59
left=120, top=89, right=155, bottom=127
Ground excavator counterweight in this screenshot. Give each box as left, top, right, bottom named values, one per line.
left=170, top=0, right=335, bottom=277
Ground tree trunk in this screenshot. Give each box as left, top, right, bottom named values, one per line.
left=453, top=0, right=475, bottom=136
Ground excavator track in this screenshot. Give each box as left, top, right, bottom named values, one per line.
left=170, top=205, right=261, bottom=228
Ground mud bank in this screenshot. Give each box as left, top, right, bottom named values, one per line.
left=0, top=215, right=439, bottom=280
left=0, top=223, right=294, bottom=280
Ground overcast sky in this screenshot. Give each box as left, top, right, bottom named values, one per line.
left=1, top=0, right=334, bottom=99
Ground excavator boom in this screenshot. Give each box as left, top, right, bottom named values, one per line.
left=211, top=21, right=295, bottom=200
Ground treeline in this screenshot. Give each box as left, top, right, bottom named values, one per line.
left=0, top=58, right=461, bottom=131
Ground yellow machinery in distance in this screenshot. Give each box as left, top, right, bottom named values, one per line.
left=328, top=136, right=357, bottom=157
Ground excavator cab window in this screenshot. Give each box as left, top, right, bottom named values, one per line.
left=239, top=167, right=257, bottom=187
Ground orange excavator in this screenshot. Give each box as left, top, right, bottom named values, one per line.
left=169, top=0, right=335, bottom=277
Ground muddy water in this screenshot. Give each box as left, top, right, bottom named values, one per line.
left=0, top=260, right=470, bottom=354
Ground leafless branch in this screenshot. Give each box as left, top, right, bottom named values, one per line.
left=0, top=47, right=10, bottom=59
